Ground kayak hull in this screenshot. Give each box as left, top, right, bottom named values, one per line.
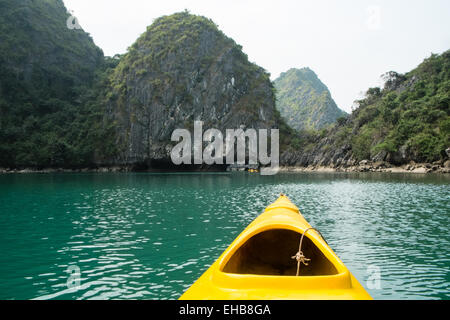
left=180, top=195, right=372, bottom=300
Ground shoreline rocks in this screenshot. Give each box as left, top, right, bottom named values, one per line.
left=1, top=161, right=449, bottom=174
left=0, top=167, right=133, bottom=174
left=279, top=161, right=450, bottom=174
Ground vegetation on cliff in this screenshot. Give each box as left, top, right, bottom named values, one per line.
left=344, top=50, right=449, bottom=163
left=274, top=68, right=347, bottom=131
left=284, top=50, right=450, bottom=166
left=0, top=0, right=116, bottom=168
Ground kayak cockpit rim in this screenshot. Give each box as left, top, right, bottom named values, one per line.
left=216, top=224, right=349, bottom=278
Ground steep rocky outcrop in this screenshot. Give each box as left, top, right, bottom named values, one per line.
left=274, top=68, right=347, bottom=131
left=105, top=11, right=284, bottom=166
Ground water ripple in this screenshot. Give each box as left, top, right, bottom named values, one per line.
left=0, top=172, right=448, bottom=299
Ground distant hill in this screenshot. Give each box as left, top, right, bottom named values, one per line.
left=274, top=68, right=347, bottom=131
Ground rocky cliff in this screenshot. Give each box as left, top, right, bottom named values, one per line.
left=274, top=68, right=347, bottom=131
left=105, top=11, right=285, bottom=167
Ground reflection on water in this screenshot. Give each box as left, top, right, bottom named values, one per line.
left=0, top=172, right=449, bottom=300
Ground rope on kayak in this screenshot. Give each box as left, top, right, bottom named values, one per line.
left=291, top=227, right=326, bottom=276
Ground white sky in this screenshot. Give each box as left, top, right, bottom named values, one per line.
left=63, top=0, right=450, bottom=112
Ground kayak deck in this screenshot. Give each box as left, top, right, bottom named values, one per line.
left=180, top=195, right=372, bottom=300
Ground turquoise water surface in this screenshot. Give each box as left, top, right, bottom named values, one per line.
left=0, top=172, right=449, bottom=300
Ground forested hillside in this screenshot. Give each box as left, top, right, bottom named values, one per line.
left=0, top=0, right=116, bottom=168
left=282, top=50, right=450, bottom=167
left=274, top=68, right=347, bottom=131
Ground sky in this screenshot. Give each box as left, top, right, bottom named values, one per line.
left=63, top=0, right=450, bottom=113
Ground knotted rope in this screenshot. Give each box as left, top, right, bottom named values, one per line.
left=291, top=227, right=327, bottom=276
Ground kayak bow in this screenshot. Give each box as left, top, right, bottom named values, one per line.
left=180, top=194, right=372, bottom=300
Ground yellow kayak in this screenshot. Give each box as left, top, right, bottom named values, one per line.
left=180, top=194, right=372, bottom=300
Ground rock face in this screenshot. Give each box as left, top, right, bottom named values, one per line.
left=106, top=12, right=282, bottom=166
left=280, top=124, right=356, bottom=168
left=274, top=68, right=347, bottom=131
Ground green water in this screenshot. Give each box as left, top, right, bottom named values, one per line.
left=0, top=172, right=449, bottom=300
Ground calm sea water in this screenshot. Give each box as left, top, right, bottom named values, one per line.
left=0, top=172, right=449, bottom=300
